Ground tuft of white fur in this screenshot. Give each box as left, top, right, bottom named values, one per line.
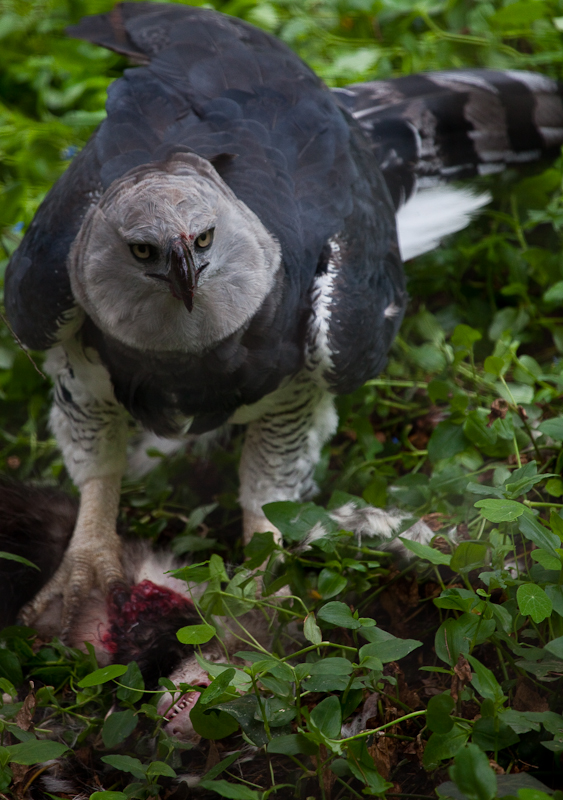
left=328, top=501, right=434, bottom=554
left=396, top=186, right=490, bottom=260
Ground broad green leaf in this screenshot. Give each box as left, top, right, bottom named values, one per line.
left=215, top=695, right=268, bottom=747
left=518, top=512, right=560, bottom=556
left=538, top=417, right=563, bottom=440
left=199, top=668, right=236, bottom=706
left=198, top=779, right=261, bottom=799
left=449, top=743, right=497, bottom=800
left=146, top=761, right=176, bottom=778
left=101, top=755, right=146, bottom=780
left=267, top=733, right=318, bottom=756
left=0, top=650, right=22, bottom=686
left=203, top=753, right=241, bottom=782
left=434, top=588, right=480, bottom=613
left=423, top=724, right=469, bottom=768
left=90, top=794, right=128, bottom=800
left=317, top=601, right=361, bottom=629
left=177, top=623, right=216, bottom=645
left=359, top=633, right=422, bottom=663
left=116, top=661, right=144, bottom=704
left=546, top=585, right=563, bottom=617
left=427, top=693, right=455, bottom=734
left=472, top=717, right=519, bottom=751
left=303, top=613, right=322, bottom=645
left=6, top=740, right=69, bottom=765
left=309, top=695, right=341, bottom=739
left=450, top=542, right=487, bottom=573
left=399, top=537, right=450, bottom=565
left=77, top=664, right=127, bottom=688
left=451, top=324, right=482, bottom=348
left=243, top=530, right=276, bottom=568
left=544, top=635, right=563, bottom=660
left=303, top=674, right=350, bottom=692
left=531, top=549, right=561, bottom=571
left=474, top=499, right=524, bottom=522
left=467, top=655, right=505, bottom=704
left=543, top=281, right=563, bottom=303
left=435, top=615, right=494, bottom=667
left=190, top=698, right=239, bottom=740
left=102, top=709, right=137, bottom=748
left=484, top=355, right=507, bottom=376
left=317, top=568, right=347, bottom=598
left=517, top=584, right=552, bottom=623
left=309, top=658, right=353, bottom=676
left=428, top=421, right=468, bottom=463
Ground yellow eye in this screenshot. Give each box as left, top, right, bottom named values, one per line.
left=195, top=229, right=214, bottom=249
left=130, top=243, right=155, bottom=260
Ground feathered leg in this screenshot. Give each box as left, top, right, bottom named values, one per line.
left=19, top=341, right=128, bottom=636
left=237, top=372, right=338, bottom=546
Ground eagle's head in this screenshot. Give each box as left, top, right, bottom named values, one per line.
left=69, top=153, right=282, bottom=354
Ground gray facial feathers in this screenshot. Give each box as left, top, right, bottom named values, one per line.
left=69, top=153, right=282, bottom=354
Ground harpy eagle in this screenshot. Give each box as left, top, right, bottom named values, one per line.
left=5, top=2, right=563, bottom=632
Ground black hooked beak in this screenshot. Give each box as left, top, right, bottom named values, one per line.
left=167, top=235, right=198, bottom=313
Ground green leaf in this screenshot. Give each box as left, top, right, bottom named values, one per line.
left=428, top=421, right=468, bottom=463
left=544, top=635, right=563, bottom=660
left=398, top=537, right=450, bottom=565
left=0, top=649, right=22, bottom=686
left=450, top=542, right=488, bottom=573
left=102, top=709, right=138, bottom=748
left=427, top=693, right=455, bottom=734
left=203, top=753, right=241, bottom=782
left=518, top=512, right=560, bottom=556
left=423, top=724, right=469, bottom=768
left=101, top=755, right=147, bottom=779
left=243, top=531, right=276, bottom=569
left=303, top=613, right=322, bottom=645
left=467, top=655, right=505, bottom=704
left=474, top=499, right=524, bottom=522
left=451, top=324, right=482, bottom=349
left=6, top=740, right=69, bottom=765
left=77, top=664, right=127, bottom=688
left=317, top=568, right=347, bottom=598
left=190, top=698, right=240, bottom=740
left=538, top=417, right=563, bottom=440
left=309, top=658, right=353, bottom=676
left=199, top=668, right=236, bottom=706
left=545, top=478, right=563, bottom=497
left=531, top=549, right=562, bottom=571
left=116, top=661, right=144, bottom=704
left=546, top=585, right=563, bottom=617
left=198, top=779, right=261, bottom=799
left=267, top=733, right=318, bottom=756
left=90, top=793, right=128, bottom=800
left=0, top=551, right=39, bottom=570
left=359, top=632, right=422, bottom=663
left=177, top=623, right=216, bottom=645
left=146, top=761, right=176, bottom=778
left=472, top=717, right=520, bottom=751
left=317, top=601, right=361, bottom=629
left=517, top=584, right=553, bottom=623
left=449, top=743, right=497, bottom=800
left=309, top=695, right=341, bottom=739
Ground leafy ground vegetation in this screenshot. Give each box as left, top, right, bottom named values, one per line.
left=3, top=0, right=563, bottom=798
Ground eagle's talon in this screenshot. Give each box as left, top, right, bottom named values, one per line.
left=19, top=538, right=125, bottom=639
